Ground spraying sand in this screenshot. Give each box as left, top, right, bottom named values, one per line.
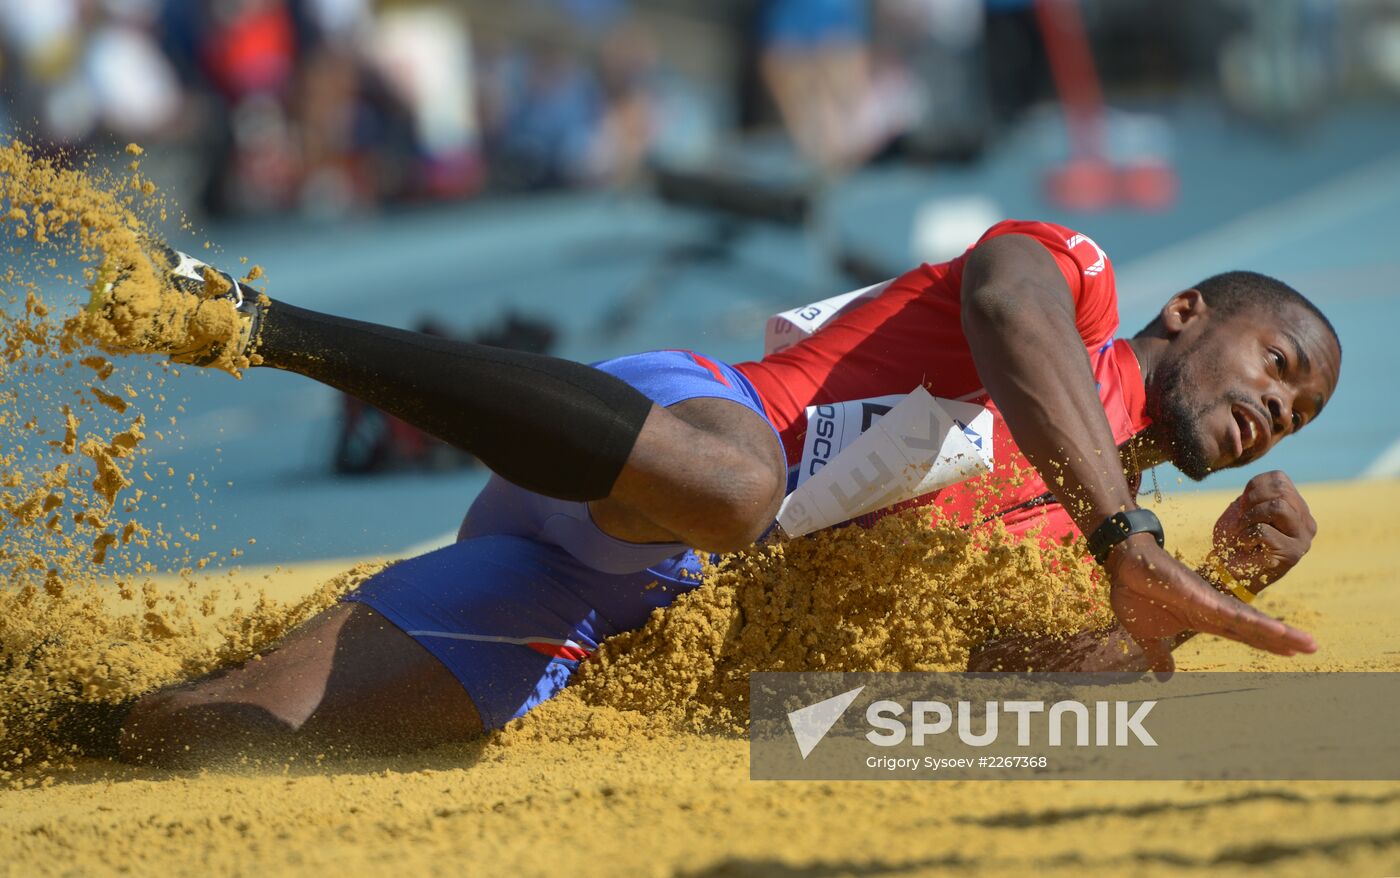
left=0, top=140, right=267, bottom=776
left=0, top=140, right=252, bottom=596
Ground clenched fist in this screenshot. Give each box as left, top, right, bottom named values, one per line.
left=1211, top=470, right=1318, bottom=587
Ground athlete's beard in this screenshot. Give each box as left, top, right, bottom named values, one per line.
left=1147, top=334, right=1236, bottom=482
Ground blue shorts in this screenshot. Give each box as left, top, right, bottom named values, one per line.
left=343, top=350, right=783, bottom=729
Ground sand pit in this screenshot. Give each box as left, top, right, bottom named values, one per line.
left=0, top=480, right=1396, bottom=877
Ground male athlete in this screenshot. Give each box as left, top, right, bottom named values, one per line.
left=74, top=220, right=1339, bottom=765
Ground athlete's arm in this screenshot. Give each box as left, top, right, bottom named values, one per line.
left=959, top=234, right=1316, bottom=669
left=966, top=559, right=1274, bottom=672
left=967, top=469, right=1317, bottom=671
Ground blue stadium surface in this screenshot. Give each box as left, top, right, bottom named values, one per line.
left=17, top=102, right=1400, bottom=566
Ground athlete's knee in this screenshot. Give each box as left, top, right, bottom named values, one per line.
left=687, top=451, right=784, bottom=553
left=614, top=395, right=785, bottom=552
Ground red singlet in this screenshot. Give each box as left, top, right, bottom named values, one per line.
left=733, top=220, right=1152, bottom=541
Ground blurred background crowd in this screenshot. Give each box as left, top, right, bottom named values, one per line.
left=5, top=0, right=1400, bottom=219
left=1, top=1, right=1398, bottom=537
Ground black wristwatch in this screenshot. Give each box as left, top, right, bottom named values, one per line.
left=1086, top=508, right=1165, bottom=565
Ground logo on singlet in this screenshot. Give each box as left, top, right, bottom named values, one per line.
left=1065, top=233, right=1107, bottom=276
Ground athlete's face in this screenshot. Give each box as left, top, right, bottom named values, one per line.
left=1145, top=294, right=1340, bottom=481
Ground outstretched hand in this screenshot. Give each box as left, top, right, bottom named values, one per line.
left=1105, top=533, right=1317, bottom=672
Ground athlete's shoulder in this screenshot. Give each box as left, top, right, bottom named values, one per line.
left=972, top=219, right=1119, bottom=346
left=973, top=219, right=1113, bottom=281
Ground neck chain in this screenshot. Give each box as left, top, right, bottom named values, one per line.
left=1127, top=436, right=1163, bottom=505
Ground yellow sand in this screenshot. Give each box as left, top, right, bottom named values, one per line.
left=0, top=479, right=1396, bottom=877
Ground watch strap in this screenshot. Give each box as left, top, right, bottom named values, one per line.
left=1086, top=508, right=1165, bottom=565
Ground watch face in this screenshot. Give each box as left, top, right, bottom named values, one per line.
left=1125, top=509, right=1166, bottom=547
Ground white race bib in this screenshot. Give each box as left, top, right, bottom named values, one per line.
left=763, top=280, right=892, bottom=356
left=776, top=388, right=994, bottom=537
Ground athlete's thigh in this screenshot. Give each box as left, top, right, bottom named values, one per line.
left=298, top=602, right=484, bottom=746
left=126, top=602, right=482, bottom=757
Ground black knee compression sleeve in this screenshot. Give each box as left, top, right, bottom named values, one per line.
left=254, top=301, right=652, bottom=501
